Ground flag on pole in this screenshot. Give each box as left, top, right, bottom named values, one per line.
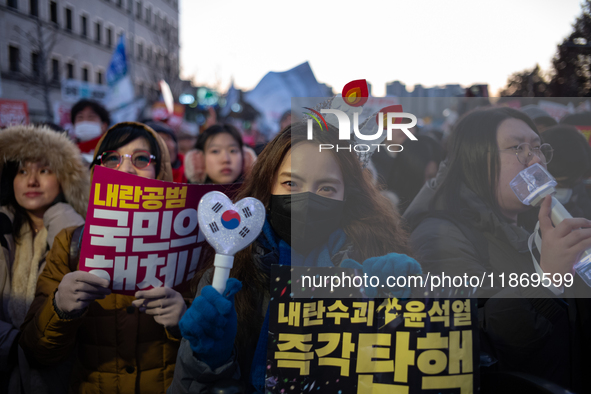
left=106, top=35, right=135, bottom=111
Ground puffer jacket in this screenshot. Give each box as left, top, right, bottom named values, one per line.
left=403, top=161, right=591, bottom=392
left=19, top=123, right=185, bottom=394
left=0, top=125, right=87, bottom=393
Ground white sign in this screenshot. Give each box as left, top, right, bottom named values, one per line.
left=61, top=79, right=109, bottom=104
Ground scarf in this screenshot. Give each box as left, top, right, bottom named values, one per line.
left=8, top=223, right=47, bottom=328
left=250, top=220, right=347, bottom=393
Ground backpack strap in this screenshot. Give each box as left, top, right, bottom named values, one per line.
left=69, top=225, right=84, bottom=272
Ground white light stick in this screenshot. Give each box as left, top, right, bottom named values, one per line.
left=197, top=191, right=265, bottom=294
left=511, top=163, right=591, bottom=286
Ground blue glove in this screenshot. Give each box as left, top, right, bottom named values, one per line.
left=341, top=253, right=422, bottom=298
left=179, top=278, right=242, bottom=370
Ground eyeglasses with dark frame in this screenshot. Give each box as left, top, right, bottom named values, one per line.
left=500, top=143, right=553, bottom=165
left=97, top=150, right=156, bottom=170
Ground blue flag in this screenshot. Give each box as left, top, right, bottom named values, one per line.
left=107, top=35, right=128, bottom=87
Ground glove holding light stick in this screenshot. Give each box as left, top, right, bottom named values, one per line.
left=511, top=163, right=591, bottom=286
left=197, top=191, right=265, bottom=294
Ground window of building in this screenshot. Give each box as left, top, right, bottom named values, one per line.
left=49, top=1, right=58, bottom=24
left=135, top=1, right=141, bottom=19
left=106, top=28, right=113, bottom=47
left=117, top=0, right=122, bottom=7
left=95, top=22, right=101, bottom=43
left=146, top=5, right=151, bottom=24
left=82, top=67, right=89, bottom=82
left=157, top=51, right=163, bottom=68
left=51, top=58, right=59, bottom=81
left=31, top=52, right=40, bottom=75
left=9, top=46, right=20, bottom=72
left=65, top=8, right=72, bottom=31
left=66, top=62, right=74, bottom=79
left=127, top=0, right=132, bottom=13
left=137, top=42, right=143, bottom=60
left=30, top=0, right=39, bottom=16
left=81, top=16, right=87, bottom=37
left=7, top=0, right=17, bottom=9
left=96, top=71, right=103, bottom=85
left=146, top=46, right=151, bottom=64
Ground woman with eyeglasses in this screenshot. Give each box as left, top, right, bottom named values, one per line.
left=404, top=107, right=591, bottom=391
left=20, top=123, right=188, bottom=394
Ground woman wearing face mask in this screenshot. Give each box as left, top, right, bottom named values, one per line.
left=184, top=124, right=256, bottom=185
left=403, top=107, right=591, bottom=391
left=168, top=121, right=421, bottom=393
left=20, top=123, right=189, bottom=394
left=0, top=125, right=87, bottom=393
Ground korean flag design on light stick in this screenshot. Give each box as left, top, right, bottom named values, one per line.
left=198, top=191, right=265, bottom=294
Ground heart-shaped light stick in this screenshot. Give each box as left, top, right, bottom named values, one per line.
left=197, top=191, right=265, bottom=294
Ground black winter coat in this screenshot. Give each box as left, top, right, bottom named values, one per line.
left=404, top=163, right=591, bottom=392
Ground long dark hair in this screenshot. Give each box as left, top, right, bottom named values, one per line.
left=192, top=121, right=412, bottom=373
left=543, top=125, right=591, bottom=187
left=91, top=123, right=162, bottom=175
left=235, top=120, right=412, bottom=261
left=388, top=136, right=443, bottom=214
left=434, top=107, right=539, bottom=217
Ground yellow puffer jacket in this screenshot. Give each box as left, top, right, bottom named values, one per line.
left=19, top=123, right=183, bottom=394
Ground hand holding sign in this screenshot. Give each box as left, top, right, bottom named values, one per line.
left=55, top=271, right=112, bottom=314
left=197, top=192, right=265, bottom=294
left=132, top=287, right=187, bottom=328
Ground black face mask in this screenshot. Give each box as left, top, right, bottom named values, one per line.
left=268, top=192, right=345, bottom=255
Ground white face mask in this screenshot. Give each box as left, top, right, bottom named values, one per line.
left=74, top=121, right=103, bottom=142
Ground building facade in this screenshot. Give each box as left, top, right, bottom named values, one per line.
left=386, top=80, right=479, bottom=118
left=0, top=0, right=179, bottom=122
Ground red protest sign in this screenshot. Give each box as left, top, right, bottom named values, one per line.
left=79, top=166, right=234, bottom=295
left=0, top=99, right=29, bottom=127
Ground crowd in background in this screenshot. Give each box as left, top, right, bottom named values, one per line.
left=2, top=97, right=591, bottom=393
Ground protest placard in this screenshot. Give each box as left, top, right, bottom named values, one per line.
left=266, top=266, right=478, bottom=394
left=0, top=99, right=29, bottom=127
left=79, top=165, right=237, bottom=295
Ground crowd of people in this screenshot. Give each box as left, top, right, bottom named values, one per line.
left=1, top=97, right=591, bottom=393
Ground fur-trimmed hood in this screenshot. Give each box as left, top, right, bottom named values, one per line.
left=89, top=122, right=173, bottom=182
left=0, top=125, right=89, bottom=218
